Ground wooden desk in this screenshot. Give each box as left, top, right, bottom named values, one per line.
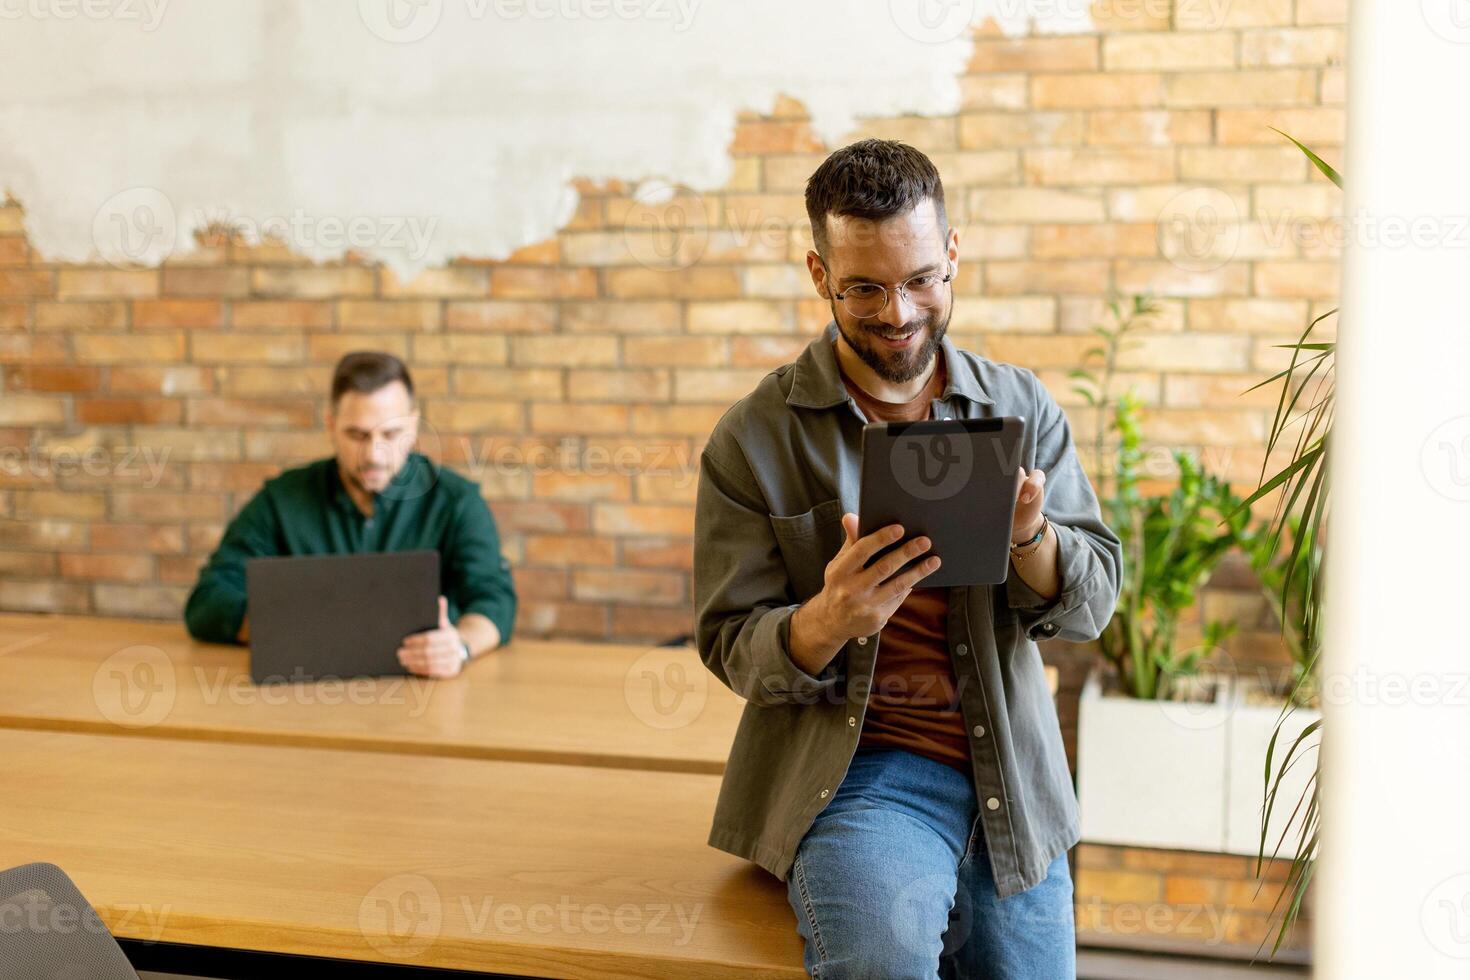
left=0, top=728, right=804, bottom=978
left=0, top=613, right=742, bottom=774
left=0, top=613, right=1057, bottom=778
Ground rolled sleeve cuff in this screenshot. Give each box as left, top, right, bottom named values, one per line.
left=462, top=598, right=515, bottom=647
left=1007, top=523, right=1106, bottom=641
left=185, top=590, right=247, bottom=645
left=756, top=604, right=841, bottom=703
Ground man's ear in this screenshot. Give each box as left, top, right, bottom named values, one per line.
left=806, top=249, right=831, bottom=299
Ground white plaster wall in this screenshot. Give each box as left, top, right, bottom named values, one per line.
left=0, top=0, right=1090, bottom=278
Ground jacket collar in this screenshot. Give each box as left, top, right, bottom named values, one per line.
left=786, top=321, right=994, bottom=409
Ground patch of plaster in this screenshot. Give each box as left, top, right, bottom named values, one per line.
left=0, top=0, right=1092, bottom=279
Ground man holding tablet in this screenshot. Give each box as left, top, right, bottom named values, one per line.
left=184, top=351, right=516, bottom=678
left=694, top=139, right=1121, bottom=978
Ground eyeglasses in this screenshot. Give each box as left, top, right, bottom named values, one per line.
left=822, top=258, right=955, bottom=320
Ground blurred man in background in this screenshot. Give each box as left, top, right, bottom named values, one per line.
left=185, top=351, right=516, bottom=677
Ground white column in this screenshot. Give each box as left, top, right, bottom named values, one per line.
left=1319, top=2, right=1470, bottom=976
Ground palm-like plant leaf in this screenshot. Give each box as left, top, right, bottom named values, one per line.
left=1234, top=133, right=1338, bottom=957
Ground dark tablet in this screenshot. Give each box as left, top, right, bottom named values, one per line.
left=858, top=416, right=1026, bottom=588
left=245, top=550, right=440, bottom=684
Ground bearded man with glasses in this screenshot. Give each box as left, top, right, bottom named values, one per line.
left=693, top=139, right=1122, bottom=979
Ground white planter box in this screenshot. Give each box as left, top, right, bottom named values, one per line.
left=1077, top=668, right=1321, bottom=856
left=1224, top=684, right=1321, bottom=857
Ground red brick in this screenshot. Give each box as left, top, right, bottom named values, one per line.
left=0, top=237, right=31, bottom=266
left=57, top=269, right=156, bottom=299
left=970, top=36, right=1098, bottom=72
left=91, top=523, right=186, bottom=553
left=109, top=366, right=215, bottom=395
left=133, top=299, right=223, bottom=329
left=193, top=334, right=305, bottom=364
left=592, top=503, right=694, bottom=537
left=524, top=534, right=618, bottom=567
left=161, top=267, right=250, bottom=297
left=251, top=266, right=375, bottom=298
left=0, top=580, right=89, bottom=614
left=231, top=300, right=333, bottom=331
left=572, top=568, right=684, bottom=604
left=76, top=398, right=185, bottom=425
left=92, top=583, right=189, bottom=618
left=621, top=537, right=694, bottom=571
left=187, top=397, right=316, bottom=428
left=34, top=301, right=127, bottom=331
left=5, top=366, right=102, bottom=393
left=0, top=269, right=54, bottom=298
left=490, top=267, right=597, bottom=300
left=59, top=553, right=154, bottom=580
left=445, top=300, right=557, bottom=333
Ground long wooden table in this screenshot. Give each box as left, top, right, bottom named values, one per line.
left=1, top=728, right=804, bottom=978
left=0, top=614, right=1057, bottom=775
left=2, top=613, right=1058, bottom=976
left=0, top=613, right=743, bottom=774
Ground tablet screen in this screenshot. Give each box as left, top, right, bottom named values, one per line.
left=858, top=416, right=1026, bottom=588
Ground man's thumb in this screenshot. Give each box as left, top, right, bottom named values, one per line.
left=438, top=595, right=450, bottom=627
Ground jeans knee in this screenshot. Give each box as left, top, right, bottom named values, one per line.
left=814, top=938, right=940, bottom=980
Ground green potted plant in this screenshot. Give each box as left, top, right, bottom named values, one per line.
left=1072, top=297, right=1257, bottom=853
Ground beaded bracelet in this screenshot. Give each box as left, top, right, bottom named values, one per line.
left=1010, top=515, right=1049, bottom=569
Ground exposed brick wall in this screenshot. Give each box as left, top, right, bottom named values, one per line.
left=1074, top=842, right=1312, bottom=957
left=0, top=1, right=1345, bottom=647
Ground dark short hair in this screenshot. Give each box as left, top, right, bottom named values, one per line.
left=805, top=139, right=948, bottom=256
left=330, top=351, right=414, bottom=405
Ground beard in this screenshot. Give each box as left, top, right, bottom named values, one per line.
left=832, top=296, right=951, bottom=385
left=345, top=461, right=396, bottom=497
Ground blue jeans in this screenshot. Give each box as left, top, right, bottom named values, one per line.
left=786, top=748, right=1075, bottom=979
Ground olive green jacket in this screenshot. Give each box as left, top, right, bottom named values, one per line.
left=693, top=322, right=1121, bottom=897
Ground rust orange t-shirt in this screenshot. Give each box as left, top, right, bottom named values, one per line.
left=838, top=349, right=971, bottom=775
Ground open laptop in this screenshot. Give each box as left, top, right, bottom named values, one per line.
left=245, top=550, right=440, bottom=684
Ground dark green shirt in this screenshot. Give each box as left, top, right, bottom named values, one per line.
left=184, top=453, right=517, bottom=646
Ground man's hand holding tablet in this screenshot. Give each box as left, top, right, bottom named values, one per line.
left=788, top=463, right=1054, bottom=678
left=788, top=516, right=941, bottom=676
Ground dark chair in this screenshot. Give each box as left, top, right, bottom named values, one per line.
left=0, top=862, right=139, bottom=979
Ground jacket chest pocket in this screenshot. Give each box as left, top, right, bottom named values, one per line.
left=769, top=498, right=845, bottom=603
